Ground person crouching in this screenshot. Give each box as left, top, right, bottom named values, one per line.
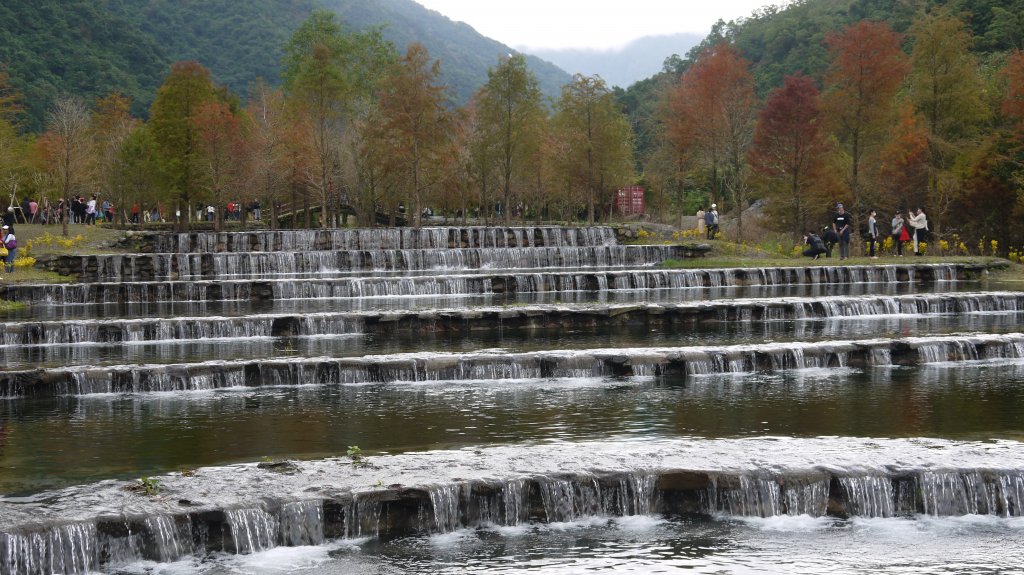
left=803, top=231, right=827, bottom=259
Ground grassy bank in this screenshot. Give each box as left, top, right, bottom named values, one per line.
left=0, top=225, right=128, bottom=285
left=662, top=255, right=1009, bottom=269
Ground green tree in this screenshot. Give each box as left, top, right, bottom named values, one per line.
left=908, top=9, right=988, bottom=237
left=474, top=54, right=545, bottom=223
left=552, top=74, right=635, bottom=224
left=148, top=61, right=220, bottom=229
left=282, top=9, right=394, bottom=227
left=369, top=43, right=456, bottom=228
left=0, top=73, right=26, bottom=208
left=110, top=124, right=163, bottom=222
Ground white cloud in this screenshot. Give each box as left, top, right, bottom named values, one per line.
left=415, top=0, right=780, bottom=51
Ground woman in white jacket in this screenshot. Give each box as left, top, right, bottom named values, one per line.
left=908, top=207, right=928, bottom=256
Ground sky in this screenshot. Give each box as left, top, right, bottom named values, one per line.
left=414, top=0, right=781, bottom=51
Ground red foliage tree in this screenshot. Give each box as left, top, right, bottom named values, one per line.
left=749, top=74, right=832, bottom=235
left=193, top=100, right=247, bottom=229
left=667, top=43, right=757, bottom=239
left=823, top=20, right=908, bottom=215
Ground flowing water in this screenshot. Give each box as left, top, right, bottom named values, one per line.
left=1, top=226, right=1023, bottom=574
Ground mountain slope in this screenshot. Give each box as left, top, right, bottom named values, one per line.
left=326, top=0, right=569, bottom=104
left=0, top=0, right=168, bottom=126
left=0, top=0, right=571, bottom=130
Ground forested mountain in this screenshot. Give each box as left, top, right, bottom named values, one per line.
left=0, top=0, right=570, bottom=130
left=621, top=0, right=1024, bottom=168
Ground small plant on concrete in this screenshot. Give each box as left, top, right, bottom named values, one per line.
left=347, top=445, right=365, bottom=465
left=138, top=477, right=160, bottom=496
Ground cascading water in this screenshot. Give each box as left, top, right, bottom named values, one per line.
left=225, top=507, right=279, bottom=554
left=2, top=224, right=1019, bottom=575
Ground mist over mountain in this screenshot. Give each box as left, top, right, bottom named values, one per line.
left=529, top=32, right=704, bottom=88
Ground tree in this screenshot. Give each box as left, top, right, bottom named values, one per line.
left=110, top=124, right=163, bottom=222
left=91, top=92, right=137, bottom=223
left=369, top=43, right=456, bottom=228
left=552, top=74, right=635, bottom=224
left=823, top=20, right=908, bottom=216
left=667, top=43, right=757, bottom=239
left=0, top=73, right=26, bottom=206
left=474, top=54, right=545, bottom=223
left=749, top=74, right=832, bottom=236
left=907, top=9, right=988, bottom=238
left=245, top=81, right=289, bottom=230
left=149, top=61, right=220, bottom=229
left=1003, top=51, right=1024, bottom=147
left=46, top=96, right=93, bottom=237
left=282, top=9, right=394, bottom=228
left=878, top=105, right=930, bottom=216
left=193, top=101, right=247, bottom=230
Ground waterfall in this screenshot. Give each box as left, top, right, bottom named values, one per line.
left=538, top=476, right=605, bottom=522
left=0, top=523, right=98, bottom=575
left=916, top=341, right=980, bottom=363
left=226, top=507, right=279, bottom=554
left=344, top=496, right=381, bottom=539
left=279, top=500, right=325, bottom=546
left=427, top=484, right=465, bottom=533
left=917, top=471, right=1024, bottom=517
left=838, top=476, right=897, bottom=518
left=472, top=479, right=532, bottom=527
left=143, top=515, right=192, bottom=562
left=536, top=473, right=659, bottom=522
left=708, top=474, right=829, bottom=517
left=614, top=474, right=660, bottom=516
left=870, top=347, right=893, bottom=366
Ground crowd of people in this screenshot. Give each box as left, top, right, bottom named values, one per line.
left=4, top=197, right=265, bottom=227
left=803, top=204, right=929, bottom=260
left=695, top=201, right=931, bottom=261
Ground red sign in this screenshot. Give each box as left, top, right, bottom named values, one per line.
left=616, top=186, right=645, bottom=215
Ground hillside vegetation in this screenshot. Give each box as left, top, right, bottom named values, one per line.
left=0, top=0, right=569, bottom=129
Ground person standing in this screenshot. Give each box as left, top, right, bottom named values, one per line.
left=86, top=195, right=97, bottom=225
left=866, top=209, right=879, bottom=259
left=2, top=225, right=16, bottom=273
left=832, top=203, right=852, bottom=260
left=695, top=206, right=706, bottom=236
left=253, top=200, right=262, bottom=222
left=705, top=203, right=719, bottom=240
left=908, top=207, right=929, bottom=256
left=891, top=211, right=907, bottom=256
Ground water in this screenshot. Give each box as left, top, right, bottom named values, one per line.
left=1, top=226, right=1022, bottom=574
left=4, top=363, right=1024, bottom=495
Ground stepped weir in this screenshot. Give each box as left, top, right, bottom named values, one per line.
left=1, top=225, right=1021, bottom=574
